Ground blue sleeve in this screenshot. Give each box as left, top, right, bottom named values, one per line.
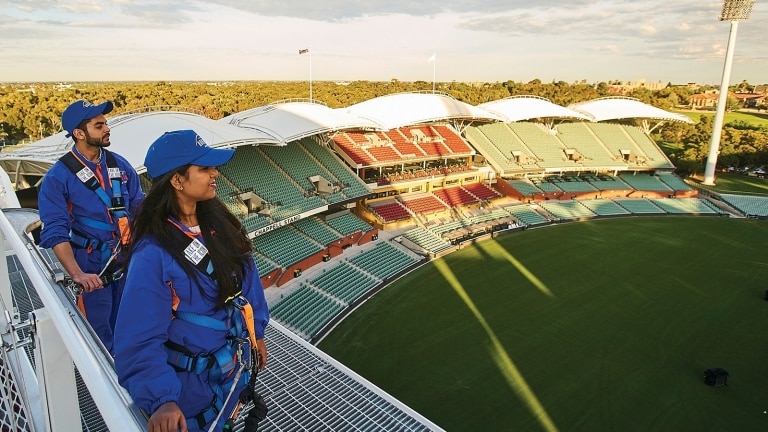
left=38, top=164, right=72, bottom=249
left=245, top=259, right=269, bottom=339
left=115, top=153, right=145, bottom=215
left=114, top=241, right=181, bottom=415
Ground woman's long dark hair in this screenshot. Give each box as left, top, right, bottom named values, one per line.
left=125, top=165, right=252, bottom=309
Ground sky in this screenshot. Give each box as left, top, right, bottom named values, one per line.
left=0, top=0, right=766, bottom=85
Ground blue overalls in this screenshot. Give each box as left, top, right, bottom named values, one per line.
left=39, top=149, right=144, bottom=353
left=114, top=220, right=269, bottom=431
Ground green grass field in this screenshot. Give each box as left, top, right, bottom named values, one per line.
left=674, top=110, right=768, bottom=128
left=692, top=173, right=768, bottom=195
left=320, top=217, right=768, bottom=432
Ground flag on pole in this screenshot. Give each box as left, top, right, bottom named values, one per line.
left=299, top=48, right=310, bottom=55
left=428, top=52, right=436, bottom=62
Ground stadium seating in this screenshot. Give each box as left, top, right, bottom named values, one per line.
left=650, top=198, right=720, bottom=214
left=433, top=186, right=478, bottom=207
left=326, top=213, right=374, bottom=236
left=507, top=123, right=575, bottom=168
left=656, top=172, right=692, bottom=191
left=621, top=125, right=675, bottom=169
left=718, top=194, right=768, bottom=217
left=432, top=125, right=474, bottom=154
left=308, top=262, right=378, bottom=303
left=463, top=182, right=502, bottom=201
left=370, top=201, right=412, bottom=222
left=504, top=204, right=550, bottom=225
left=402, top=227, right=453, bottom=254
left=578, top=199, right=631, bottom=216
left=293, top=216, right=344, bottom=245
left=463, top=127, right=521, bottom=172
left=401, top=195, right=449, bottom=215
left=612, top=198, right=665, bottom=214
left=348, top=242, right=419, bottom=280
left=539, top=200, right=597, bottom=220
left=506, top=179, right=543, bottom=196
left=618, top=173, right=673, bottom=192
left=252, top=226, right=324, bottom=268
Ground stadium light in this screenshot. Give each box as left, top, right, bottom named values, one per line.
left=702, top=0, right=755, bottom=185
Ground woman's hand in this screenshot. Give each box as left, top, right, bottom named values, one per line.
left=255, top=338, right=267, bottom=371
left=149, top=401, right=187, bottom=432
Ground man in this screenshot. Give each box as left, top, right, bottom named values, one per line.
left=38, top=99, right=144, bottom=353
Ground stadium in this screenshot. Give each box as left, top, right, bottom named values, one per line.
left=2, top=90, right=768, bottom=431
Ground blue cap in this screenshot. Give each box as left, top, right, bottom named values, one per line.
left=61, top=100, right=114, bottom=138
left=144, top=130, right=235, bottom=178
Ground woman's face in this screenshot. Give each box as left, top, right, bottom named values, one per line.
left=177, top=165, right=220, bottom=202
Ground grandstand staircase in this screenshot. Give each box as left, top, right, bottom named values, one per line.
left=300, top=139, right=346, bottom=192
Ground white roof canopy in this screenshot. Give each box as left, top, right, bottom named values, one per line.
left=0, top=110, right=279, bottom=185
left=479, top=96, right=593, bottom=122
left=222, top=100, right=382, bottom=144
left=568, top=97, right=694, bottom=123
left=345, top=92, right=502, bottom=130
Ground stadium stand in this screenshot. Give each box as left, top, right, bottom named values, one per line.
left=401, top=194, right=449, bottom=215
left=612, top=198, right=665, bottom=214
left=463, top=182, right=502, bottom=201
left=507, top=123, right=575, bottom=169
left=326, top=213, right=374, bottom=235
left=539, top=200, right=597, bottom=220
left=582, top=174, right=632, bottom=191
left=370, top=200, right=412, bottom=222
left=504, top=204, right=551, bottom=225
left=621, top=125, right=675, bottom=169
left=650, top=198, right=721, bottom=214
left=618, top=173, right=674, bottom=192
left=349, top=242, right=419, bottom=280
left=718, top=194, right=768, bottom=217
left=293, top=216, right=344, bottom=245
left=555, top=123, right=619, bottom=167
left=252, top=226, right=324, bottom=268
left=579, top=199, right=631, bottom=216
left=402, top=227, right=454, bottom=254
left=506, top=179, right=543, bottom=196
left=308, top=262, right=379, bottom=304
left=657, top=172, right=693, bottom=191
left=433, top=186, right=479, bottom=207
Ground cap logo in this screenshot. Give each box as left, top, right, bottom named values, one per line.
left=195, top=135, right=207, bottom=148
left=82, top=101, right=94, bottom=108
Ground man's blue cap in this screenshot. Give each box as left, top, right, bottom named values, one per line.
left=144, top=130, right=235, bottom=178
left=61, top=100, right=114, bottom=138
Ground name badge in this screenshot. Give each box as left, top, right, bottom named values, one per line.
left=108, top=167, right=121, bottom=179
left=76, top=167, right=95, bottom=183
left=184, top=238, right=208, bottom=265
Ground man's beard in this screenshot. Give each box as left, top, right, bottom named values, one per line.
left=84, top=131, right=110, bottom=147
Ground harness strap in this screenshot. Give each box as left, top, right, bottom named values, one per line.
left=166, top=218, right=215, bottom=276
left=59, top=150, right=127, bottom=218
left=187, top=395, right=220, bottom=430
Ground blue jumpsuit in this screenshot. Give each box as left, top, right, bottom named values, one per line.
left=38, top=150, right=144, bottom=353
left=114, top=233, right=269, bottom=432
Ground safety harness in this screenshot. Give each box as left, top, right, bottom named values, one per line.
left=163, top=217, right=259, bottom=430
left=59, top=149, right=129, bottom=269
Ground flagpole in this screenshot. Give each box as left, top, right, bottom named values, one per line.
left=429, top=52, right=436, bottom=93
left=309, top=45, right=313, bottom=102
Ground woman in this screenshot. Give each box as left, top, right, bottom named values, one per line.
left=115, top=130, right=269, bottom=432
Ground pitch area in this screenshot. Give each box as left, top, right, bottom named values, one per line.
left=320, top=216, right=768, bottom=431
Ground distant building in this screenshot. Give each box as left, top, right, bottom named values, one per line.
left=608, top=78, right=666, bottom=95
left=689, top=87, right=766, bottom=110
left=689, top=90, right=720, bottom=109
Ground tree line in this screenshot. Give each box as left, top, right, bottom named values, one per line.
left=1, top=79, right=766, bottom=173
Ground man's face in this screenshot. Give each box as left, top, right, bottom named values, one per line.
left=82, top=114, right=111, bottom=147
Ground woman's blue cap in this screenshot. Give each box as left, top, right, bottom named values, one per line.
left=144, top=130, right=235, bottom=178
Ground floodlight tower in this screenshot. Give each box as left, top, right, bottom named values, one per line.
left=702, top=0, right=755, bottom=185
